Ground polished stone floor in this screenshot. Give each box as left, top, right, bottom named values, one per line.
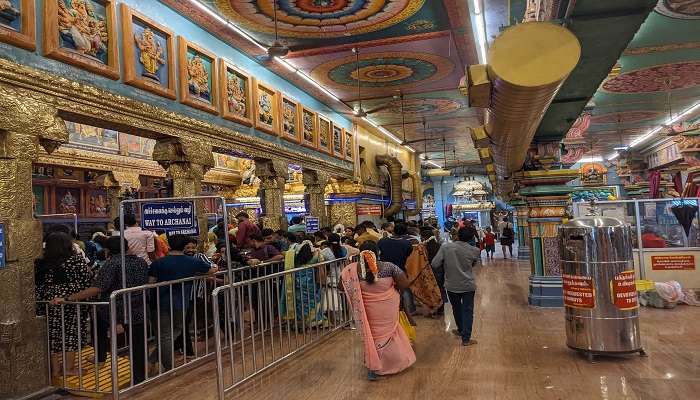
left=51, top=251, right=700, bottom=399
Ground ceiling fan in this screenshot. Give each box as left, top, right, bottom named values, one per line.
left=266, top=1, right=289, bottom=58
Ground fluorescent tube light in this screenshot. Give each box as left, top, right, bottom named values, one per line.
left=473, top=0, right=482, bottom=14
left=274, top=56, right=296, bottom=73
left=578, top=157, right=603, bottom=163
left=191, top=1, right=266, bottom=52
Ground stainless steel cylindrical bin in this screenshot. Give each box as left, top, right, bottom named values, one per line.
left=559, top=217, right=643, bottom=356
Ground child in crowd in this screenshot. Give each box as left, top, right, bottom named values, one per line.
left=483, top=227, right=496, bottom=260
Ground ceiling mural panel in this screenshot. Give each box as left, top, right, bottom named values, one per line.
left=205, top=0, right=452, bottom=50
left=601, top=61, right=700, bottom=93
left=163, top=0, right=480, bottom=169
left=584, top=6, right=700, bottom=158
left=655, top=0, right=700, bottom=19
left=347, top=90, right=477, bottom=124
left=295, top=33, right=462, bottom=100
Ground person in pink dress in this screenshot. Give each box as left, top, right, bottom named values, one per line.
left=341, top=242, right=416, bottom=380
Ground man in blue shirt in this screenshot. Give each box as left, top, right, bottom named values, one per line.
left=148, top=235, right=217, bottom=371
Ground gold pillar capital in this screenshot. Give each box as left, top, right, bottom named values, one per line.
left=0, top=86, right=68, bottom=140
left=153, top=137, right=215, bottom=178
left=254, top=158, right=288, bottom=179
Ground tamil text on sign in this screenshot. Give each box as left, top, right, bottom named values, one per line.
left=563, top=274, right=595, bottom=309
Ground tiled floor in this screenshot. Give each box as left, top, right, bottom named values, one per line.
left=50, top=255, right=700, bottom=399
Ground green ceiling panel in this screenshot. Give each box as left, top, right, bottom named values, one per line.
left=534, top=0, right=656, bottom=140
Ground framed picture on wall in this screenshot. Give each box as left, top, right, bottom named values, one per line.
left=218, top=59, right=253, bottom=126
left=331, top=123, right=344, bottom=158
left=120, top=4, right=175, bottom=99
left=178, top=36, right=218, bottom=114
left=344, top=130, right=354, bottom=162
left=253, top=79, right=279, bottom=136
left=0, top=0, right=35, bottom=50
left=317, top=115, right=332, bottom=154
left=280, top=94, right=301, bottom=143
left=300, top=106, right=317, bottom=149
left=43, top=0, right=119, bottom=79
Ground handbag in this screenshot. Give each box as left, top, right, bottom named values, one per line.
left=399, top=311, right=416, bottom=344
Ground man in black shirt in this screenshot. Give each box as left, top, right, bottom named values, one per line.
left=378, top=222, right=416, bottom=313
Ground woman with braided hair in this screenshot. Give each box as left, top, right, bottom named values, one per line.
left=341, top=242, right=415, bottom=380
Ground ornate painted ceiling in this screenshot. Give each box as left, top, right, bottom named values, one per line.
left=163, top=0, right=482, bottom=167
left=576, top=0, right=700, bottom=157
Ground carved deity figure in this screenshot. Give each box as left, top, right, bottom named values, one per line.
left=187, top=54, right=210, bottom=99
left=226, top=73, right=246, bottom=116
left=58, top=0, right=108, bottom=59
left=283, top=103, right=296, bottom=135
left=59, top=191, right=78, bottom=214
left=0, top=0, right=20, bottom=23
left=319, top=124, right=329, bottom=147
left=134, top=27, right=165, bottom=81
left=258, top=92, right=273, bottom=126
left=303, top=113, right=314, bottom=142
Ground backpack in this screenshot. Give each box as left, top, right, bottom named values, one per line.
left=502, top=226, right=514, bottom=238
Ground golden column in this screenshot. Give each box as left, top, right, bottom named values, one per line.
left=303, top=169, right=329, bottom=228
left=0, top=90, right=69, bottom=398
left=255, top=158, right=288, bottom=231
left=153, top=138, right=214, bottom=241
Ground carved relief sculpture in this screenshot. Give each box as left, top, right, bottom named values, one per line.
left=281, top=95, right=301, bottom=143
left=0, top=0, right=34, bottom=51
left=301, top=106, right=317, bottom=149
left=332, top=123, right=344, bottom=158
left=345, top=130, right=354, bottom=161
left=253, top=80, right=279, bottom=135
left=120, top=4, right=175, bottom=99
left=318, top=115, right=332, bottom=154
left=219, top=59, right=253, bottom=126
left=178, top=36, right=218, bottom=114
left=44, top=0, right=118, bottom=79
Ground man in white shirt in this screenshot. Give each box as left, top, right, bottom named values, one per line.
left=123, top=214, right=156, bottom=265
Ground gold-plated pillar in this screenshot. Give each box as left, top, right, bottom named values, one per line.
left=303, top=169, right=329, bottom=228
left=154, top=138, right=214, bottom=241
left=0, top=89, right=68, bottom=398
left=255, top=159, right=288, bottom=231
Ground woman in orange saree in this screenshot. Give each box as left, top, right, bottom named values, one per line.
left=341, top=243, right=416, bottom=380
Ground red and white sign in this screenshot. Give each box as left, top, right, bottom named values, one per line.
left=356, top=204, right=383, bottom=216
left=651, top=255, right=695, bottom=271
left=610, top=270, right=638, bottom=310
left=563, top=274, right=595, bottom=309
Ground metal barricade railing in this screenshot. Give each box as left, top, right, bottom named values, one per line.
left=37, top=300, right=110, bottom=395
left=212, top=257, right=353, bottom=399
left=107, top=268, right=238, bottom=399
left=39, top=256, right=353, bottom=399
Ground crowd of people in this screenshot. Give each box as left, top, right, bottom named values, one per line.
left=35, top=212, right=511, bottom=383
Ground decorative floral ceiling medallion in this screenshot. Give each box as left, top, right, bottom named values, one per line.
left=601, top=61, right=700, bottom=93
left=213, top=0, right=425, bottom=38
left=315, top=51, right=454, bottom=89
